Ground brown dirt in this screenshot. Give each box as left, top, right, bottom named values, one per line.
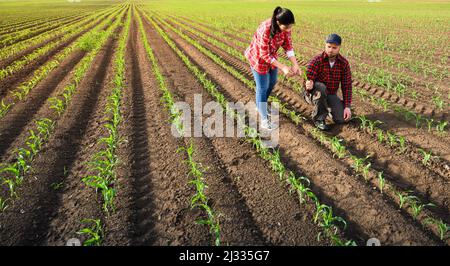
left=0, top=11, right=124, bottom=246
left=0, top=6, right=447, bottom=247
left=140, top=11, right=328, bottom=246
left=149, top=13, right=444, bottom=245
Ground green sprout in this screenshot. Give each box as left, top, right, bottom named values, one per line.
left=77, top=218, right=103, bottom=246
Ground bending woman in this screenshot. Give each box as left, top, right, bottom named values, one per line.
left=245, top=6, right=299, bottom=130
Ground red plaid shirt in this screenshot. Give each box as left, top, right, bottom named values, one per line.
left=306, top=51, right=353, bottom=108
left=244, top=19, right=294, bottom=75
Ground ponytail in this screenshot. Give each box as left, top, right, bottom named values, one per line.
left=270, top=6, right=295, bottom=39
left=270, top=6, right=282, bottom=39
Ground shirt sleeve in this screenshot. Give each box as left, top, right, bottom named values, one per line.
left=341, top=61, right=352, bottom=108
left=282, top=31, right=294, bottom=58
left=306, top=56, right=321, bottom=81
left=257, top=23, right=275, bottom=64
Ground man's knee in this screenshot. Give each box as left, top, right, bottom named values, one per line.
left=314, top=82, right=327, bottom=98
left=334, top=118, right=346, bottom=124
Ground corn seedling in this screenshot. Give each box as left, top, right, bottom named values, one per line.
left=367, top=120, right=382, bottom=134
left=330, top=137, right=346, bottom=159
left=436, top=121, right=447, bottom=135
left=418, top=149, right=432, bottom=166
left=413, top=113, right=423, bottom=129
left=77, top=218, right=103, bottom=246
left=2, top=178, right=17, bottom=198
left=432, top=95, right=445, bottom=110
left=48, top=97, right=65, bottom=116
left=350, top=155, right=370, bottom=174
left=314, top=204, right=347, bottom=242
left=397, top=136, right=406, bottom=153
left=287, top=172, right=311, bottom=204
left=361, top=163, right=371, bottom=181
left=395, top=190, right=415, bottom=209
left=406, top=196, right=435, bottom=219
left=410, top=91, right=418, bottom=101
left=0, top=197, right=8, bottom=212
left=387, top=132, right=397, bottom=147
left=376, top=129, right=384, bottom=143
left=195, top=203, right=221, bottom=246
left=377, top=171, right=385, bottom=194
left=424, top=218, right=449, bottom=240
left=426, top=119, right=434, bottom=132
left=357, top=115, right=369, bottom=130
left=51, top=182, right=63, bottom=190
left=0, top=100, right=11, bottom=118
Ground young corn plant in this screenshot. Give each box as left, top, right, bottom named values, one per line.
left=407, top=196, right=435, bottom=219
left=314, top=204, right=347, bottom=244
left=387, top=132, right=397, bottom=147
left=424, top=218, right=450, bottom=240
left=435, top=121, right=448, bottom=136
left=48, top=97, right=65, bottom=116
left=0, top=100, right=11, bottom=118
left=418, top=149, right=432, bottom=166
left=377, top=171, right=385, bottom=194
left=367, top=120, right=382, bottom=134
left=357, top=115, right=369, bottom=131
left=432, top=95, right=445, bottom=111
left=426, top=118, right=434, bottom=132
left=176, top=141, right=221, bottom=246
left=413, top=113, right=423, bottom=129
left=350, top=155, right=370, bottom=173
left=397, top=136, right=406, bottom=153
left=77, top=218, right=103, bottom=246
left=287, top=172, right=311, bottom=204
left=0, top=197, right=8, bottom=212
left=330, top=137, right=346, bottom=159
left=2, top=178, right=18, bottom=198
left=361, top=162, right=372, bottom=181
left=270, top=149, right=286, bottom=181
left=376, top=129, right=384, bottom=143
left=395, top=190, right=415, bottom=209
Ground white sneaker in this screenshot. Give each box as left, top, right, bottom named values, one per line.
left=261, top=119, right=278, bottom=130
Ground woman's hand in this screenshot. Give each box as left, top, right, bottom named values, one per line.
left=281, top=65, right=291, bottom=76
left=290, top=64, right=300, bottom=76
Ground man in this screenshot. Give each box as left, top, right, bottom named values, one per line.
left=303, top=33, right=353, bottom=130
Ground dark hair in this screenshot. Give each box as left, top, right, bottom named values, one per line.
left=270, top=6, right=295, bottom=39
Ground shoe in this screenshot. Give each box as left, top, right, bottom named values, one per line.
left=314, top=120, right=330, bottom=131
left=261, top=119, right=278, bottom=130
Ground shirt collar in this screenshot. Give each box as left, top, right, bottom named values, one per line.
left=322, top=51, right=342, bottom=62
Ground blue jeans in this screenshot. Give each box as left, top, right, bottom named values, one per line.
left=251, top=67, right=278, bottom=121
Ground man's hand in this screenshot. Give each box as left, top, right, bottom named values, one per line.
left=344, top=107, right=352, bottom=121
left=305, top=80, right=314, bottom=91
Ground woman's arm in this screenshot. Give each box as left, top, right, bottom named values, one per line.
left=282, top=31, right=299, bottom=75
left=271, top=59, right=291, bottom=75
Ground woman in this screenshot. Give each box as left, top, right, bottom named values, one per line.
left=245, top=6, right=300, bottom=130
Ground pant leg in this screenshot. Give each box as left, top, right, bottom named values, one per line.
left=303, top=81, right=328, bottom=121
left=327, top=94, right=345, bottom=124
left=265, top=67, right=278, bottom=101
left=251, top=68, right=270, bottom=121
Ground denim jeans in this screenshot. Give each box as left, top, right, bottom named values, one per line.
left=251, top=67, right=278, bottom=121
